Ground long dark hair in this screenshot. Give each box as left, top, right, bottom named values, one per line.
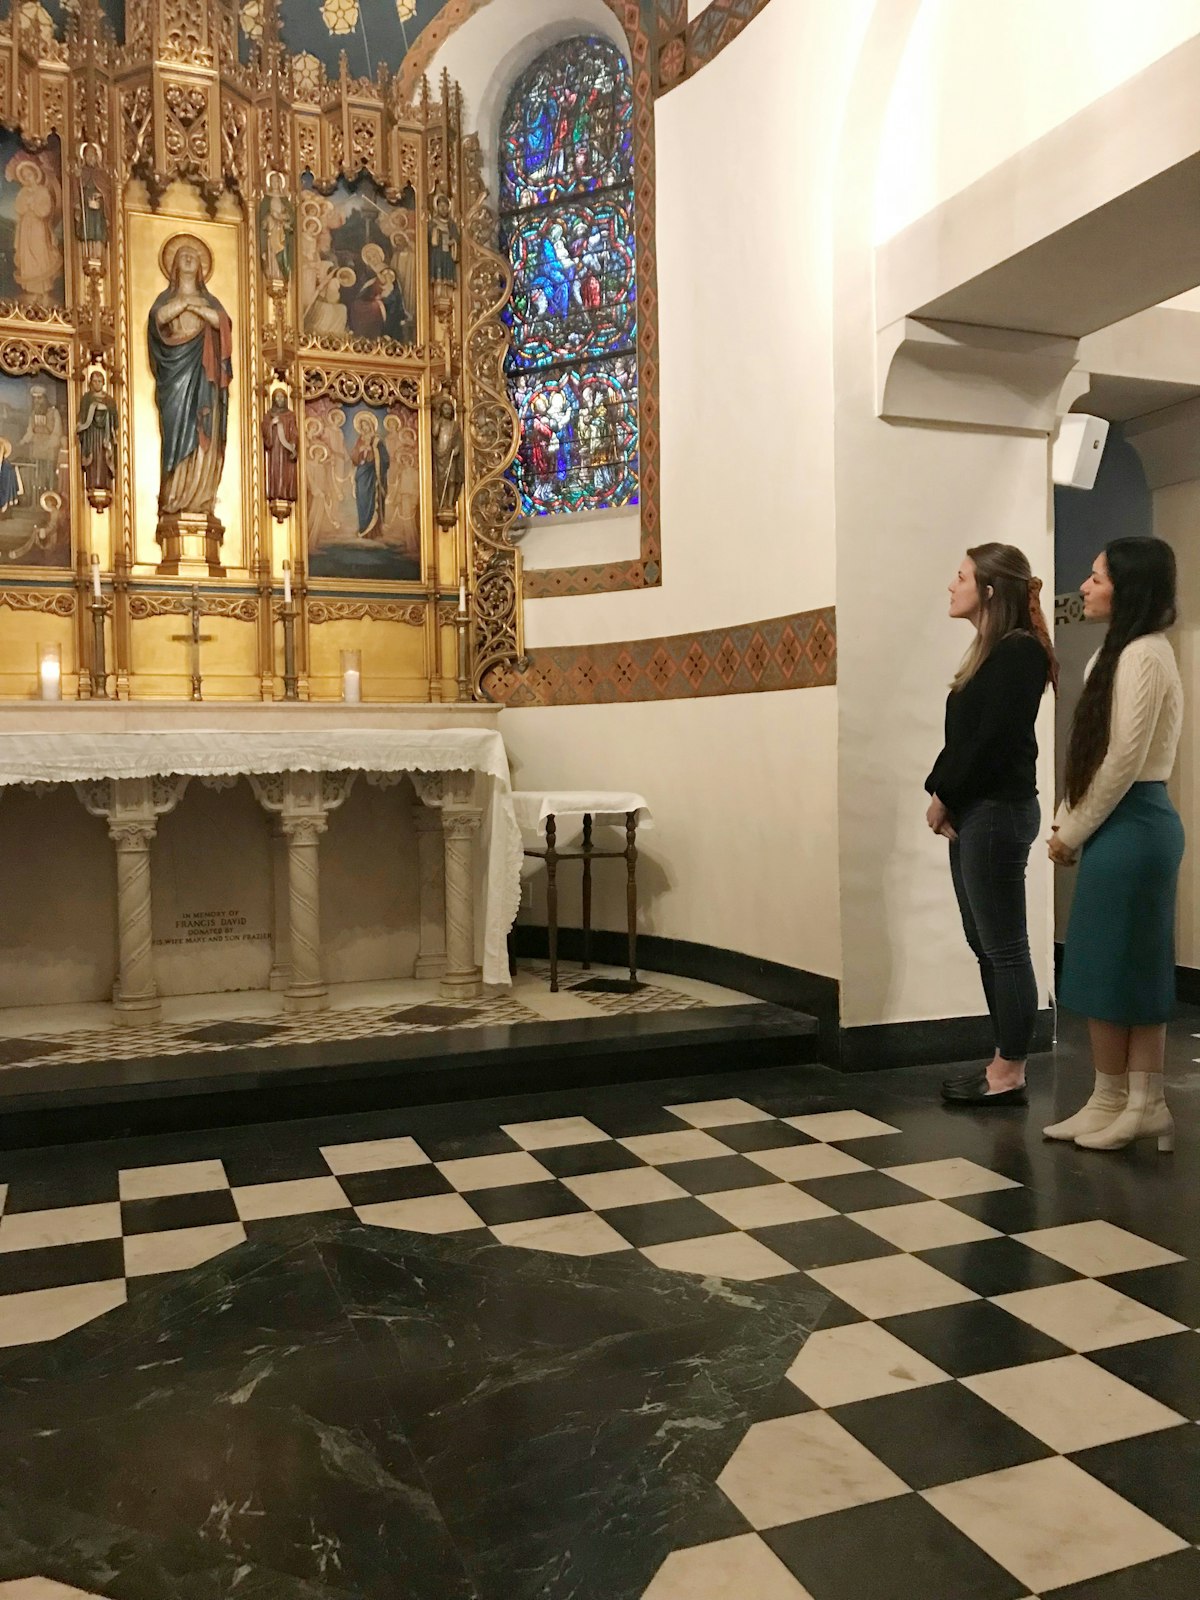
left=952, top=542, right=1058, bottom=693
left=1063, top=537, right=1177, bottom=806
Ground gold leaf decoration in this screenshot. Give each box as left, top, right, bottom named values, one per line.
left=320, top=0, right=359, bottom=36
left=239, top=0, right=264, bottom=39
left=396, top=0, right=417, bottom=18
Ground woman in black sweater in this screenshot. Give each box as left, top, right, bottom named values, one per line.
left=926, top=543, right=1057, bottom=1107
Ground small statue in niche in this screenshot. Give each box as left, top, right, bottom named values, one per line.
left=428, top=188, right=459, bottom=288
left=262, top=386, right=299, bottom=520
left=432, top=386, right=464, bottom=528
left=77, top=369, right=118, bottom=511
left=258, top=171, right=294, bottom=290
left=73, top=142, right=108, bottom=278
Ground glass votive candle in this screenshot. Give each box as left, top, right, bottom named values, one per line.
left=37, top=642, right=62, bottom=702
left=340, top=648, right=362, bottom=704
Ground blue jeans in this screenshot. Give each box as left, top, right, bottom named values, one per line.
left=948, top=797, right=1041, bottom=1061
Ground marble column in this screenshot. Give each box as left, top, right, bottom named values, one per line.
left=441, top=807, right=483, bottom=1000
left=109, top=818, right=162, bottom=1022
left=413, top=804, right=447, bottom=980
left=268, top=818, right=291, bottom=991
left=281, top=813, right=327, bottom=1011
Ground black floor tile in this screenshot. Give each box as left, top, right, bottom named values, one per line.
left=415, top=1128, right=522, bottom=1161
left=708, top=1120, right=815, bottom=1154
left=917, top=1235, right=1084, bottom=1297
left=764, top=1494, right=1028, bottom=1600
left=948, top=1186, right=1096, bottom=1233
left=583, top=1105, right=690, bottom=1138
left=219, top=1142, right=330, bottom=1186
left=0, top=1237, right=126, bottom=1294
left=797, top=1170, right=927, bottom=1213
left=1070, top=1424, right=1200, bottom=1543
left=811, top=1289, right=869, bottom=1329
left=467, top=1181, right=588, bottom=1227
left=661, top=1154, right=777, bottom=1196
left=119, top=1189, right=240, bottom=1236
left=534, top=1140, right=646, bottom=1179
left=748, top=1215, right=899, bottom=1271
left=603, top=1197, right=736, bottom=1248
left=1105, top=1258, right=1200, bottom=1326
left=880, top=1299, right=1071, bottom=1377
left=0, top=1167, right=120, bottom=1214
left=1089, top=1331, right=1200, bottom=1420
left=831, top=1382, right=1052, bottom=1489
left=337, top=1164, right=455, bottom=1207
left=1043, top=1546, right=1200, bottom=1599
left=186, top=1021, right=280, bottom=1045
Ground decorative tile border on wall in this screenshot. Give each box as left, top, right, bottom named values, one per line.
left=483, top=605, right=836, bottom=707
left=656, top=0, right=776, bottom=93
left=1055, top=593, right=1086, bottom=627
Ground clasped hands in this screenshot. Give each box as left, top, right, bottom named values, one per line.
left=925, top=796, right=957, bottom=841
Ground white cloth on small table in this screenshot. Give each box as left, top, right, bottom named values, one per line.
left=511, top=790, right=652, bottom=851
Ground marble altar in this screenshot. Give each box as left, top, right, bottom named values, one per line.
left=0, top=704, right=519, bottom=1024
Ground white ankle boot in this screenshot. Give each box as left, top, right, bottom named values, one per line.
left=1043, top=1072, right=1127, bottom=1142
left=1074, top=1071, right=1174, bottom=1153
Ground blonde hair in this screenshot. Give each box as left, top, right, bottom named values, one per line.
left=951, top=542, right=1058, bottom=693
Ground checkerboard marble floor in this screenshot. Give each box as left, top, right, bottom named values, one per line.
left=2, top=1034, right=1199, bottom=1599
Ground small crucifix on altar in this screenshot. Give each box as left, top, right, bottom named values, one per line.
left=171, top=585, right=215, bottom=701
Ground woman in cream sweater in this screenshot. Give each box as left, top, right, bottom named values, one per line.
left=1048, top=537, right=1183, bottom=1152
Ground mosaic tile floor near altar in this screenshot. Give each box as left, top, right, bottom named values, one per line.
left=0, top=1009, right=1199, bottom=1598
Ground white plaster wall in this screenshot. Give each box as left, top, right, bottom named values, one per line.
left=1150, top=480, right=1200, bottom=968
left=0, top=787, right=116, bottom=1008
left=876, top=0, right=1200, bottom=242
left=505, top=688, right=840, bottom=976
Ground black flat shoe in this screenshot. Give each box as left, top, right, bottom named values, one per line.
left=941, top=1071, right=1027, bottom=1106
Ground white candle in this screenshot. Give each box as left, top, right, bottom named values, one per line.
left=91, top=555, right=101, bottom=599
left=342, top=668, right=362, bottom=704
left=283, top=561, right=292, bottom=604
left=38, top=653, right=61, bottom=702
left=459, top=578, right=467, bottom=613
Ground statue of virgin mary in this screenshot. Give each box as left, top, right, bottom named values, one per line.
left=147, top=234, right=233, bottom=520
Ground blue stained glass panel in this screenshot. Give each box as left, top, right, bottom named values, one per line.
left=500, top=37, right=634, bottom=212
left=509, top=362, right=639, bottom=518
left=504, top=199, right=637, bottom=368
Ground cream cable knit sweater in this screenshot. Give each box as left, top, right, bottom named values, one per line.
left=1054, top=632, right=1182, bottom=853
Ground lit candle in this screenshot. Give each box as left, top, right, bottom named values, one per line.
left=342, top=668, right=361, bottom=704
left=91, top=554, right=101, bottom=599
left=38, top=645, right=61, bottom=702
left=459, top=577, right=467, bottom=613
left=283, top=560, right=292, bottom=604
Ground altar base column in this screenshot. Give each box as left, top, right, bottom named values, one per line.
left=268, top=818, right=290, bottom=991
left=413, top=803, right=447, bottom=980
left=441, top=774, right=483, bottom=1001
left=281, top=814, right=327, bottom=1012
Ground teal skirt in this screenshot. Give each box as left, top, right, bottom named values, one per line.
left=1060, top=782, right=1184, bottom=1025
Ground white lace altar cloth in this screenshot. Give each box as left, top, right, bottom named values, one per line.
left=0, top=727, right=521, bottom=988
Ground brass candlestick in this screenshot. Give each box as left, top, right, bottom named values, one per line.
left=88, top=592, right=111, bottom=699
left=278, top=598, right=299, bottom=701
left=455, top=576, right=471, bottom=702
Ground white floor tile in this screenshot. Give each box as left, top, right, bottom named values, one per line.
left=619, top=1130, right=732, bottom=1165
left=0, top=1203, right=122, bottom=1253
left=994, top=1279, right=1186, bottom=1351
left=641, top=1233, right=797, bottom=1282
left=698, top=1184, right=835, bottom=1229
left=786, top=1321, right=949, bottom=1408
left=0, top=1580, right=118, bottom=1598
left=717, top=1412, right=909, bottom=1529
left=808, top=1254, right=978, bottom=1319
left=641, top=1533, right=815, bottom=1599
left=665, top=1099, right=773, bottom=1129
left=923, top=1456, right=1187, bottom=1592
left=123, top=1222, right=247, bottom=1279
left=118, top=1160, right=228, bottom=1200
left=884, top=1158, right=1021, bottom=1199
left=964, top=1354, right=1185, bottom=1453
left=490, top=1213, right=632, bottom=1256
left=1013, top=1221, right=1183, bottom=1277
left=562, top=1167, right=688, bottom=1210
left=499, top=1116, right=611, bottom=1150
left=356, top=1194, right=483, bottom=1234
left=319, top=1137, right=428, bottom=1176
left=784, top=1112, right=900, bottom=1141
left=746, top=1145, right=869, bottom=1182
left=0, top=1280, right=126, bottom=1347
left=436, top=1152, right=553, bottom=1191
left=231, top=1177, right=349, bottom=1222
left=849, top=1199, right=999, bottom=1252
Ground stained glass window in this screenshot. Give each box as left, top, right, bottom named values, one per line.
left=500, top=37, right=639, bottom=519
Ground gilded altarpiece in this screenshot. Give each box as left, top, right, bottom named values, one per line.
left=0, top=0, right=522, bottom=703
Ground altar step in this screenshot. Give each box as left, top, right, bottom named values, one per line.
left=0, top=1003, right=819, bottom=1150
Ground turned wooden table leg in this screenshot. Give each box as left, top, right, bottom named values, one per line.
left=581, top=812, right=593, bottom=972
left=626, top=811, right=639, bottom=985
left=546, top=812, right=559, bottom=993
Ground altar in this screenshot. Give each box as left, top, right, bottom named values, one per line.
left=0, top=703, right=519, bottom=1024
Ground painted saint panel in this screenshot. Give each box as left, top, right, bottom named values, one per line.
left=505, top=198, right=637, bottom=369
left=509, top=361, right=638, bottom=518
left=500, top=37, right=634, bottom=211
left=305, top=397, right=421, bottom=581
left=0, top=373, right=70, bottom=567
left=0, top=134, right=65, bottom=306
left=299, top=178, right=417, bottom=345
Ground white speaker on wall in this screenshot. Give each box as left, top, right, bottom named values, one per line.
left=1053, top=413, right=1110, bottom=490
